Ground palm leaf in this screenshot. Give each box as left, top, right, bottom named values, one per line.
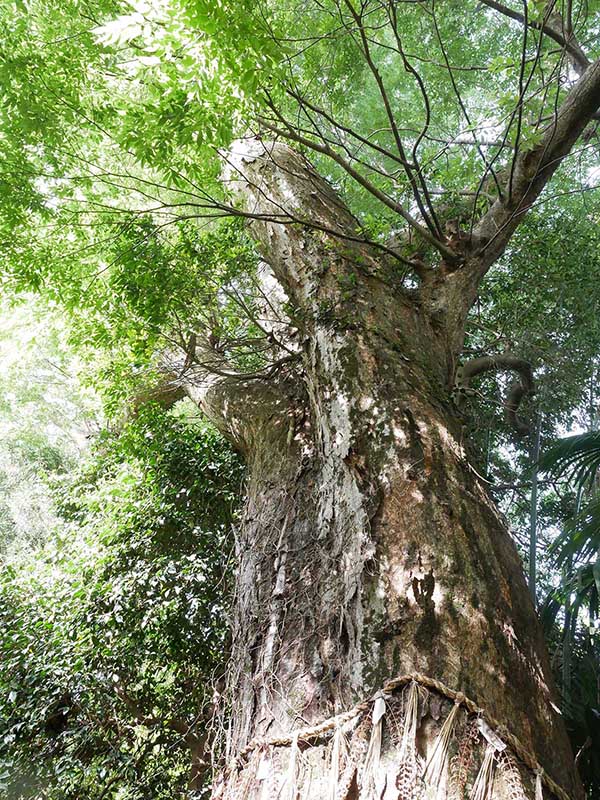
left=540, top=593, right=562, bottom=637
left=551, top=496, right=600, bottom=563
left=558, top=563, right=599, bottom=609
left=539, top=431, right=600, bottom=490
left=541, top=432, right=600, bottom=564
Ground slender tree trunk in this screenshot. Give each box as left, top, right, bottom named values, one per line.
left=186, top=142, right=581, bottom=800
left=562, top=553, right=573, bottom=709
left=529, top=416, right=541, bottom=605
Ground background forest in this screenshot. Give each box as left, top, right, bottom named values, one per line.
left=1, top=0, right=600, bottom=797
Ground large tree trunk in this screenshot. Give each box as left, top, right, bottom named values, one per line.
left=187, top=142, right=581, bottom=800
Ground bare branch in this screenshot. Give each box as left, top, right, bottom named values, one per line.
left=385, top=1, right=444, bottom=235
left=339, top=0, right=442, bottom=237
left=431, top=0, right=504, bottom=200
left=281, top=86, right=407, bottom=171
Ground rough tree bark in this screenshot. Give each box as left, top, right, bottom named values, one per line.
left=165, top=136, right=591, bottom=800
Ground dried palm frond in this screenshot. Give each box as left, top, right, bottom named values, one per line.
left=386, top=696, right=406, bottom=747
left=396, top=754, right=422, bottom=800
left=470, top=745, right=496, bottom=800
left=448, top=719, right=480, bottom=800
left=497, top=750, right=528, bottom=800
left=336, top=716, right=371, bottom=800
left=423, top=700, right=462, bottom=789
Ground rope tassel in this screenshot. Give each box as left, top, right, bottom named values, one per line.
left=328, top=724, right=344, bottom=800
left=470, top=744, right=497, bottom=800
left=395, top=681, right=425, bottom=800
left=399, top=681, right=419, bottom=761
left=360, top=693, right=386, bottom=798
left=423, top=699, right=462, bottom=788
left=226, top=672, right=570, bottom=800
left=283, top=733, right=299, bottom=800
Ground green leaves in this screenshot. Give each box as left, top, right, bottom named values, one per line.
left=0, top=308, right=243, bottom=798
left=538, top=433, right=600, bottom=568
left=0, top=402, right=243, bottom=799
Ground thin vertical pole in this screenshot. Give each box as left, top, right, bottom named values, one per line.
left=529, top=415, right=541, bottom=606
left=562, top=552, right=573, bottom=708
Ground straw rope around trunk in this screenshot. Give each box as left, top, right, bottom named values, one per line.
left=228, top=671, right=572, bottom=800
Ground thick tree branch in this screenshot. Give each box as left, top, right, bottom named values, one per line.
left=219, top=137, right=450, bottom=377
left=471, top=57, right=600, bottom=270
left=222, top=138, right=385, bottom=305
left=257, top=121, right=458, bottom=262
left=125, top=328, right=301, bottom=455
left=453, top=354, right=534, bottom=434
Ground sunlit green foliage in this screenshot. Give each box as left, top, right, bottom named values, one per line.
left=0, top=300, right=100, bottom=552
left=535, top=431, right=600, bottom=799
left=0, top=403, right=243, bottom=799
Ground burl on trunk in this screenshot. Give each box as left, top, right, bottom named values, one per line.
left=182, top=142, right=580, bottom=800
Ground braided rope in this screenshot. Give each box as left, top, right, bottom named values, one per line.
left=233, top=671, right=572, bottom=800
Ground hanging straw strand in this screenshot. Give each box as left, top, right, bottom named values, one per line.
left=360, top=693, right=386, bottom=798
left=471, top=745, right=497, bottom=800
left=423, top=697, right=463, bottom=788
left=327, top=724, right=343, bottom=800
left=282, top=733, right=299, bottom=800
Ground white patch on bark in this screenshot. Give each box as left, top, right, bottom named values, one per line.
left=392, top=422, right=408, bottom=444
left=435, top=420, right=466, bottom=460
left=358, top=395, right=375, bottom=412
left=307, top=325, right=375, bottom=692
